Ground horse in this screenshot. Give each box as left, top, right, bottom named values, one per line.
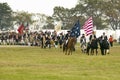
left=98, top=36, right=110, bottom=55
left=86, top=42, right=91, bottom=54
left=63, top=37, right=76, bottom=55
left=88, top=39, right=98, bottom=55
left=81, top=42, right=87, bottom=53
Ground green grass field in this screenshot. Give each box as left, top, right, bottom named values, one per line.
left=0, top=44, right=120, bottom=80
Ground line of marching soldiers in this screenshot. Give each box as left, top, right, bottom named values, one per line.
left=0, top=30, right=72, bottom=48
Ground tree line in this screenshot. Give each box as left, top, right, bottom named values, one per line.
left=0, top=0, right=120, bottom=30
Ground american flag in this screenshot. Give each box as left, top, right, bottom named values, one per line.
left=83, top=17, right=93, bottom=36
left=70, top=20, right=80, bottom=38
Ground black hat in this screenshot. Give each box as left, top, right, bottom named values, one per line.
left=82, top=34, right=84, bottom=35
left=67, top=30, right=70, bottom=32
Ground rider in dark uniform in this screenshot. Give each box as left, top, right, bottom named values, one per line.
left=89, top=31, right=98, bottom=55
left=89, top=31, right=96, bottom=43
left=64, top=31, right=70, bottom=40
left=63, top=31, right=71, bottom=52
left=100, top=32, right=110, bottom=55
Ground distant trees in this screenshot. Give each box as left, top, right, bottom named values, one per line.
left=43, top=16, right=54, bottom=29
left=13, top=11, right=33, bottom=28
left=53, top=6, right=83, bottom=30
left=104, top=0, right=120, bottom=30
left=0, top=3, right=13, bottom=30
left=78, top=0, right=120, bottom=30
left=1, top=0, right=120, bottom=30
left=52, top=0, right=120, bottom=30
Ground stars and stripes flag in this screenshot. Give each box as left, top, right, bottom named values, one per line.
left=70, top=20, right=80, bottom=38
left=83, top=17, right=93, bottom=36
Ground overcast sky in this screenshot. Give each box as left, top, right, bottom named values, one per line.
left=0, top=0, right=78, bottom=16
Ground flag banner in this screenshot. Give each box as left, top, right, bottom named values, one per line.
left=54, top=21, right=62, bottom=32
left=17, top=24, right=24, bottom=34
left=83, top=17, right=93, bottom=36
left=70, top=20, right=80, bottom=38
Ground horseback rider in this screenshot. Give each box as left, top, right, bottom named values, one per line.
left=89, top=31, right=97, bottom=43
left=80, top=34, right=86, bottom=47
left=63, top=31, right=71, bottom=52
left=89, top=31, right=98, bottom=55
left=64, top=31, right=71, bottom=46
left=100, top=32, right=110, bottom=55
left=101, top=32, right=107, bottom=40
left=58, top=33, right=64, bottom=48
left=80, top=34, right=87, bottom=53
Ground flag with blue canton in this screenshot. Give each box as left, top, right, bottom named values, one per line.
left=70, top=20, right=80, bottom=38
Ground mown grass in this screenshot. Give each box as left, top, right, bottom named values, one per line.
left=0, top=44, right=120, bottom=80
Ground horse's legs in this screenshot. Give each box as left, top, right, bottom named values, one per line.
left=65, top=47, right=68, bottom=55
left=91, top=48, right=94, bottom=55
left=63, top=44, right=65, bottom=53
left=68, top=49, right=71, bottom=55
left=93, top=49, right=94, bottom=55
left=70, top=48, right=73, bottom=55
left=87, top=50, right=89, bottom=55
left=95, top=49, right=98, bottom=55
left=87, top=47, right=90, bottom=55
left=101, top=48, right=104, bottom=55
left=104, top=49, right=107, bottom=55
left=90, top=48, right=92, bottom=55
left=73, top=46, right=75, bottom=51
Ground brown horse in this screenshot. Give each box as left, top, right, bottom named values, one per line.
left=63, top=37, right=76, bottom=55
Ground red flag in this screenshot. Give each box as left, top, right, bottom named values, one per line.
left=83, top=17, right=93, bottom=36
left=17, top=24, right=24, bottom=34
